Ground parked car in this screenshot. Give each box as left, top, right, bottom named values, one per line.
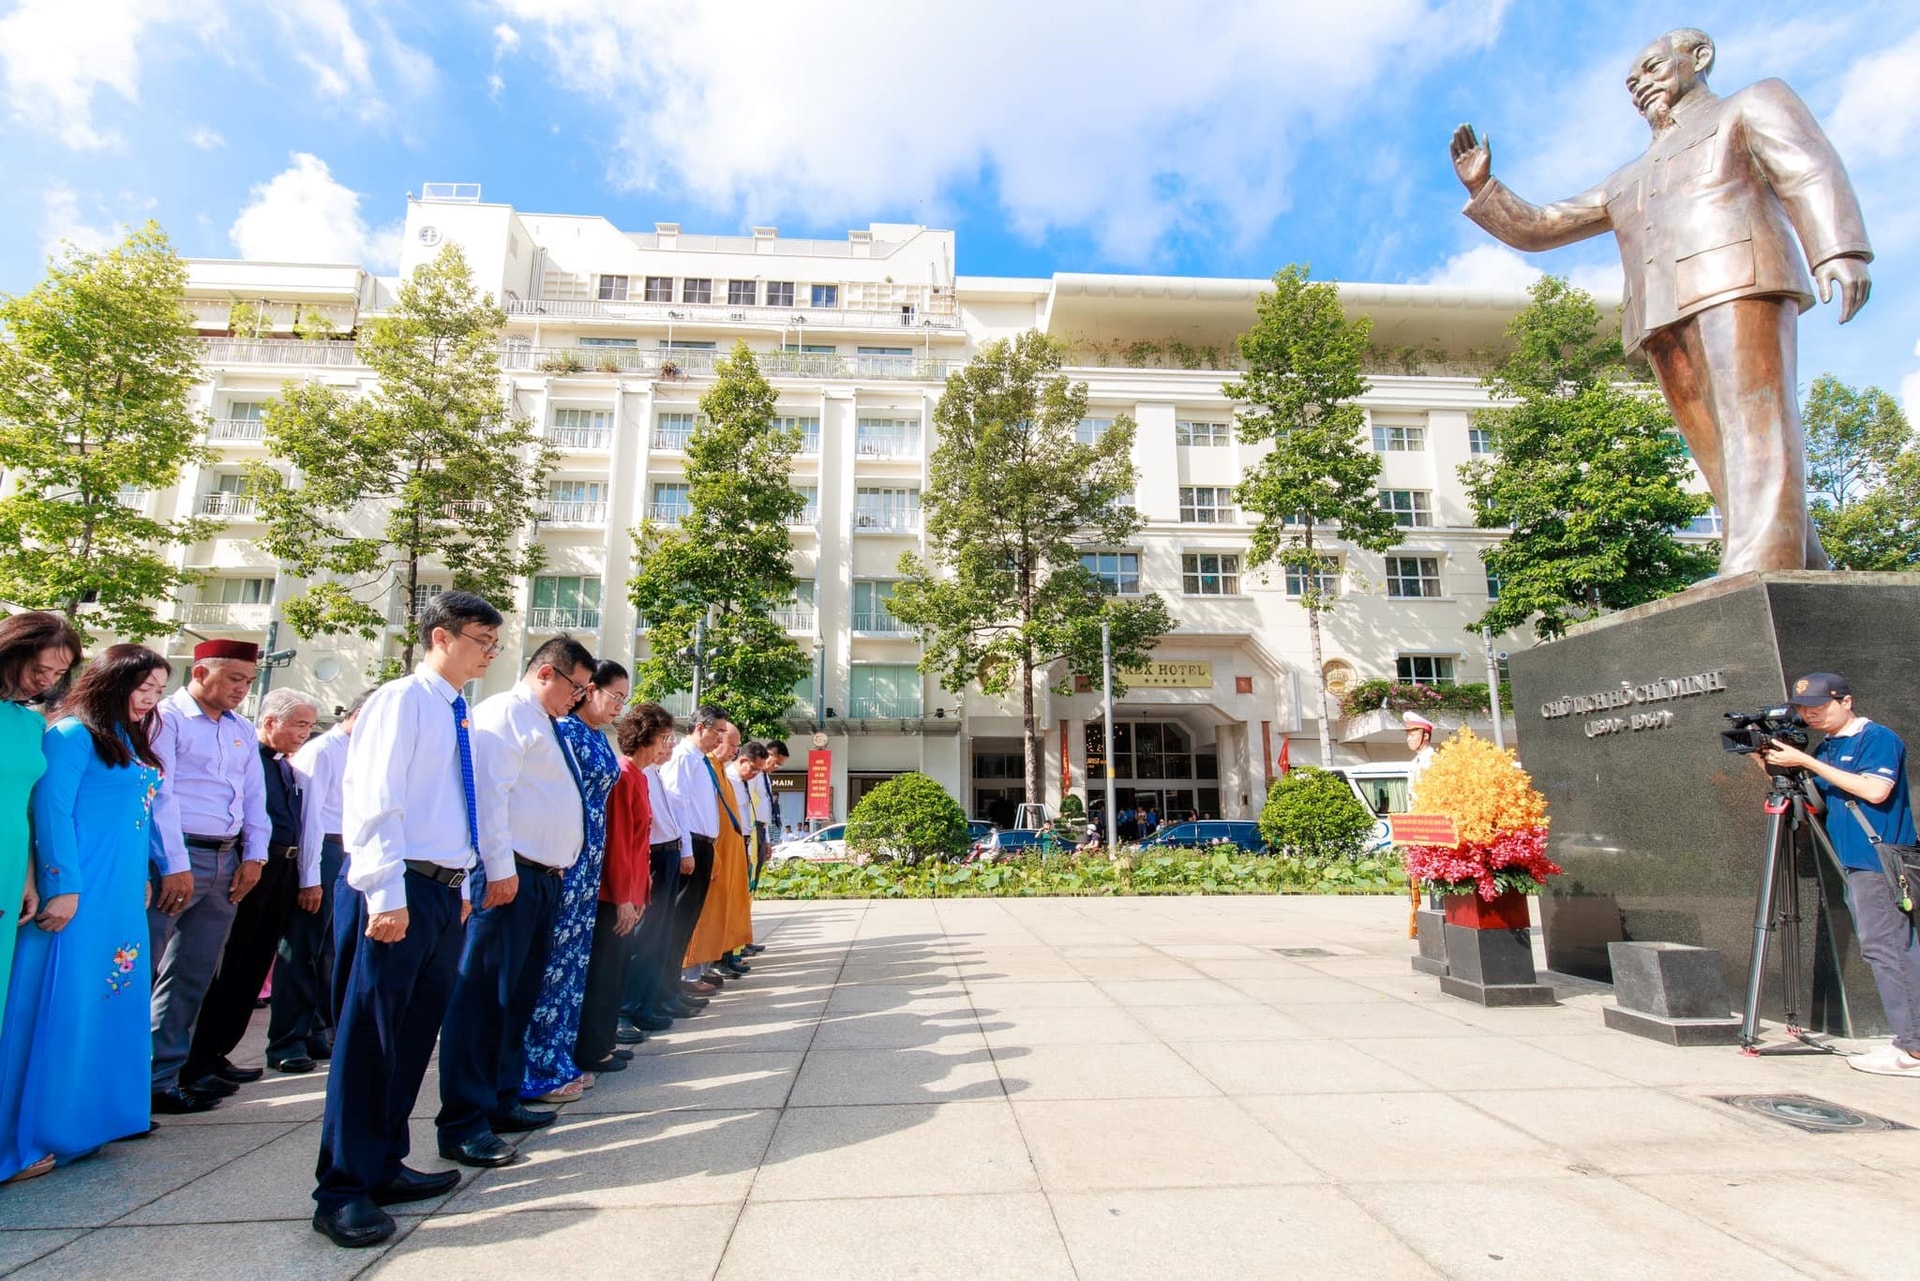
left=771, top=822, right=847, bottom=862
left=976, top=828, right=1071, bottom=860
left=967, top=819, right=999, bottom=845
left=1137, top=820, right=1269, bottom=854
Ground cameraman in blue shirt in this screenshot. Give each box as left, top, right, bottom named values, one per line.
left=1760, top=672, right=1920, bottom=1077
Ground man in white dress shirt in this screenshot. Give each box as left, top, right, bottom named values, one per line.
left=313, top=591, right=503, bottom=1249
left=268, top=687, right=374, bottom=1073
left=661, top=704, right=732, bottom=995
left=435, top=635, right=595, bottom=1168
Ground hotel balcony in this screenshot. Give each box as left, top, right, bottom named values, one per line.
left=540, top=500, right=608, bottom=525
left=528, top=607, right=602, bottom=631
left=179, top=601, right=272, bottom=631
left=208, top=418, right=267, bottom=443
left=771, top=607, right=817, bottom=633
left=853, top=510, right=920, bottom=533
left=502, top=296, right=961, bottom=334
left=549, top=427, right=612, bottom=451
left=196, top=493, right=258, bottom=518
left=853, top=612, right=915, bottom=636
left=644, top=504, right=689, bottom=527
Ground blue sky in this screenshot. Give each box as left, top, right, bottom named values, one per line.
left=3, top=0, right=1917, bottom=402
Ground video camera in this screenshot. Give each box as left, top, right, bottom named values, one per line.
left=1719, top=705, right=1809, bottom=756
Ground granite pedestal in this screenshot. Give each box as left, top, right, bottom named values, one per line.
left=1602, top=940, right=1742, bottom=1046
left=1508, top=572, right=1918, bottom=1038
left=1411, top=908, right=1449, bottom=976
left=1436, top=923, right=1556, bottom=1006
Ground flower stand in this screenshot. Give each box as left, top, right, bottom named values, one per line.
left=1411, top=907, right=1450, bottom=977
left=1437, top=894, right=1556, bottom=1007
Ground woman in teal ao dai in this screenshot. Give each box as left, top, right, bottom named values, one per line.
left=0, top=645, right=172, bottom=1182
left=0, top=612, right=84, bottom=1044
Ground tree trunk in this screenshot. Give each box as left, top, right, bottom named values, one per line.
left=1021, top=648, right=1040, bottom=813
left=1309, top=605, right=1334, bottom=768
left=400, top=552, right=419, bottom=673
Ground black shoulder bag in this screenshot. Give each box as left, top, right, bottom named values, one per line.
left=1844, top=799, right=1920, bottom=917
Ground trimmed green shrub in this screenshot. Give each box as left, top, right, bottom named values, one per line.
left=845, top=771, right=969, bottom=865
left=1259, top=766, right=1379, bottom=863
left=756, top=848, right=1406, bottom=899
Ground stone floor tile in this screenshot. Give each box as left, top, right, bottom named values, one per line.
left=1242, top=1091, right=1570, bottom=1182
left=977, top=1005, right=1156, bottom=1047
left=563, top=1050, right=802, bottom=1112
left=1050, top=1186, right=1441, bottom=1280
left=1226, top=976, right=1407, bottom=1005
left=1350, top=1176, right=1815, bottom=1279
left=717, top=1192, right=1075, bottom=1280
left=748, top=1100, right=1037, bottom=1201
left=0, top=1121, right=300, bottom=1230
left=1352, top=1034, right=1631, bottom=1091
left=1092, top=978, right=1256, bottom=1007
left=1128, top=1003, right=1317, bottom=1044
left=1172, top=1038, right=1432, bottom=1096
left=1276, top=998, right=1483, bottom=1040
left=991, top=1041, right=1219, bottom=1101
left=1014, top=1097, right=1321, bottom=1190
left=1626, top=1167, right=1917, bottom=1278
left=367, top=1205, right=736, bottom=1279
left=10, top=1219, right=406, bottom=1281
left=960, top=979, right=1117, bottom=1009
left=789, top=1043, right=1006, bottom=1106
left=0, top=1230, right=83, bottom=1273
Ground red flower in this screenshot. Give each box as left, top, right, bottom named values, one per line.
left=1403, top=826, right=1560, bottom=899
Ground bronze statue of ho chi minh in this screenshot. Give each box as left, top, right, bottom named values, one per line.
left=1449, top=27, right=1872, bottom=576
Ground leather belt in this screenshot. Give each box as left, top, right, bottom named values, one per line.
left=404, top=860, right=468, bottom=888
left=515, top=854, right=564, bottom=878
left=185, top=834, right=240, bottom=853
left=324, top=832, right=343, bottom=844
left=272, top=843, right=299, bottom=861
left=650, top=840, right=682, bottom=856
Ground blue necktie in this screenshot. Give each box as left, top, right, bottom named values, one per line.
left=453, top=694, right=480, bottom=858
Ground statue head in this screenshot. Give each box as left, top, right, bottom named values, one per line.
left=1626, top=28, right=1715, bottom=132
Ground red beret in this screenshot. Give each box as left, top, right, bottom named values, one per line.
left=193, top=639, right=260, bottom=663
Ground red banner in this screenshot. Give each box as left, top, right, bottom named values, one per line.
left=1388, top=814, right=1459, bottom=847
left=805, top=749, right=833, bottom=822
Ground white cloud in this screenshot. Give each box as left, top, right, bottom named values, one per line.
left=0, top=0, right=207, bottom=149
left=41, top=184, right=119, bottom=257
left=493, top=22, right=520, bottom=55
left=1417, top=245, right=1540, bottom=293
left=188, top=126, right=225, bottom=149
left=1829, top=28, right=1920, bottom=163
left=229, top=153, right=401, bottom=269
left=492, top=0, right=1508, bottom=263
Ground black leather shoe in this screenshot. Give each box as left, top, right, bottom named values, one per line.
left=185, top=1073, right=239, bottom=1098
left=611, top=1048, right=635, bottom=1061
left=667, top=998, right=704, bottom=1016
left=634, top=1011, right=673, bottom=1032
left=489, top=1103, right=557, bottom=1134
left=438, top=1132, right=517, bottom=1168
left=742, top=943, right=766, bottom=955
left=308, top=1038, right=333, bottom=1061
left=152, top=1086, right=220, bottom=1114
left=615, top=1020, right=648, bottom=1044
left=370, top=1165, right=460, bottom=1206
left=312, top=1198, right=396, bottom=1248
left=581, top=1055, right=628, bottom=1074
left=722, top=960, right=751, bottom=976
left=211, top=1059, right=264, bottom=1084
left=270, top=1055, right=317, bottom=1074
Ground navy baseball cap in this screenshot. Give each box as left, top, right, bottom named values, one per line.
left=1786, top=672, right=1852, bottom=706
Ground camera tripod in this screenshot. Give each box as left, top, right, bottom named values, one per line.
left=1738, top=769, right=1851, bottom=1055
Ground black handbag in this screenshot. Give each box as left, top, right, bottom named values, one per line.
left=1845, top=800, right=1920, bottom=916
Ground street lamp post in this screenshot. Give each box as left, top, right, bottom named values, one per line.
left=1101, top=620, right=1117, bottom=852
left=1483, top=630, right=1507, bottom=750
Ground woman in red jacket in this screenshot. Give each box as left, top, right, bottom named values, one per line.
left=574, top=702, right=677, bottom=1071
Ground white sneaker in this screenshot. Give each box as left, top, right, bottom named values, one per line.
left=1848, top=1045, right=1920, bottom=1076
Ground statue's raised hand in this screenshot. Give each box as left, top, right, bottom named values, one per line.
left=1450, top=124, right=1491, bottom=196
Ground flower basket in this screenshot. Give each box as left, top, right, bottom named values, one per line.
left=1442, top=888, right=1531, bottom=930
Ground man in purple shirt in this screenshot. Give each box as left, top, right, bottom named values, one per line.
left=147, top=639, right=270, bottom=1114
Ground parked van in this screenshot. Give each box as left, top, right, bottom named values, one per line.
left=1326, top=764, right=1415, bottom=854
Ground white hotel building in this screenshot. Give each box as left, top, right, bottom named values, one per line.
left=154, top=184, right=1600, bottom=825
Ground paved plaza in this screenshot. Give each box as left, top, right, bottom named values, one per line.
left=1, top=895, right=1914, bottom=1279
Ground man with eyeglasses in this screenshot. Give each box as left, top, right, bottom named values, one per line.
left=313, top=591, right=504, bottom=1248
left=436, top=635, right=596, bottom=1169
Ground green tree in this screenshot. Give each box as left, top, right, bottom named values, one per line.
left=248, top=243, right=553, bottom=671
left=1803, top=374, right=1920, bottom=569
left=888, top=331, right=1174, bottom=810
left=0, top=223, right=218, bottom=641
left=629, top=341, right=811, bottom=733
left=1225, top=264, right=1402, bottom=768
left=1259, top=766, right=1379, bottom=862
left=846, top=771, right=969, bottom=865
left=1463, top=276, right=1714, bottom=639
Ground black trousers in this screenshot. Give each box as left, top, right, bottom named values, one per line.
left=574, top=901, right=634, bottom=1069
left=665, top=834, right=715, bottom=984
left=622, top=840, right=684, bottom=1018
left=313, top=869, right=464, bottom=1211
left=436, top=866, right=562, bottom=1141
left=184, top=848, right=301, bottom=1082
left=268, top=835, right=343, bottom=1061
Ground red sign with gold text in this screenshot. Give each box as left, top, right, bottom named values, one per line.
left=1388, top=814, right=1459, bottom=847
left=805, top=750, right=833, bottom=822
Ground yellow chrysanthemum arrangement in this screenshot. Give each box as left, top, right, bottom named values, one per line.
left=1406, top=729, right=1559, bottom=899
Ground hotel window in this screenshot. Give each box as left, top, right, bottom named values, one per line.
left=790, top=485, right=819, bottom=524
left=853, top=581, right=908, bottom=632
left=727, top=280, right=758, bottom=306
left=643, top=276, right=672, bottom=302
left=1378, top=489, right=1432, bottom=527
left=1181, top=553, right=1240, bottom=596
left=648, top=483, right=691, bottom=525
left=766, top=281, right=795, bottom=307
left=596, top=275, right=629, bottom=301
left=1179, top=486, right=1235, bottom=524
left=849, top=664, right=922, bottom=717
left=1077, top=417, right=1114, bottom=444
left=547, top=480, right=606, bottom=522
left=810, top=284, right=838, bottom=308
left=1284, top=557, right=1341, bottom=598
left=530, top=576, right=603, bottom=630
left=551, top=408, right=611, bottom=449
left=653, top=412, right=697, bottom=450
left=1384, top=556, right=1443, bottom=599
left=578, top=337, right=637, bottom=349
left=1372, top=423, right=1426, bottom=451
left=773, top=415, right=822, bottom=453
left=1468, top=427, right=1495, bottom=455
left=681, top=278, right=712, bottom=304
left=1175, top=420, right=1231, bottom=447
left=212, top=577, right=275, bottom=605
left=1687, top=505, right=1724, bottom=536
left=854, top=487, right=920, bottom=531
left=1397, top=654, right=1457, bottom=687
left=1485, top=566, right=1502, bottom=599
left=1081, top=552, right=1141, bottom=596
left=856, top=418, right=917, bottom=458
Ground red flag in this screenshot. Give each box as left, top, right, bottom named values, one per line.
left=1278, top=736, right=1291, bottom=776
